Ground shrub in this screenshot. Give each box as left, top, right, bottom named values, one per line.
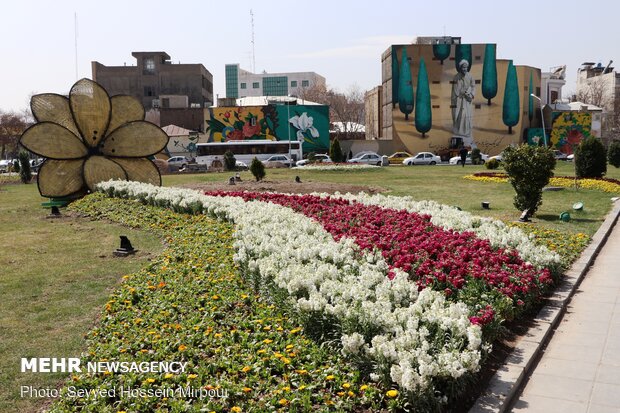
left=471, top=148, right=482, bottom=165
left=502, top=145, right=555, bottom=218
left=608, top=140, right=620, bottom=168
left=249, top=157, right=265, bottom=181
left=223, top=150, right=236, bottom=171
left=330, top=138, right=344, bottom=163
left=18, top=151, right=32, bottom=184
left=12, top=159, right=20, bottom=173
left=575, top=137, right=607, bottom=178
left=485, top=158, right=500, bottom=170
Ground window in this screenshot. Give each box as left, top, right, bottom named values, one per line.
left=143, top=58, right=155, bottom=75
left=253, top=82, right=260, bottom=89
left=301, top=80, right=309, bottom=87
left=162, top=98, right=170, bottom=108
left=291, top=81, right=297, bottom=87
left=240, top=83, right=247, bottom=89
left=144, top=86, right=154, bottom=97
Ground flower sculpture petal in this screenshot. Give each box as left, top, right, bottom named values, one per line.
left=19, top=78, right=168, bottom=198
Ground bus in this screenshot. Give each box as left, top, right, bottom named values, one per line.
left=195, top=140, right=303, bottom=168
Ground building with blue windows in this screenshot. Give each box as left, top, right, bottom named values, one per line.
left=225, top=64, right=325, bottom=98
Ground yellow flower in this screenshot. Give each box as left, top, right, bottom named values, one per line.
left=241, top=366, right=251, bottom=373
left=231, top=407, right=242, bottom=413
left=290, top=328, right=302, bottom=334
left=242, top=387, right=252, bottom=393
left=263, top=339, right=273, bottom=344
left=337, top=391, right=345, bottom=396
left=348, top=391, right=355, bottom=397
left=164, top=373, right=174, bottom=379
left=295, top=369, right=308, bottom=375
left=386, top=389, right=399, bottom=398
left=278, top=398, right=289, bottom=406
left=360, top=384, right=369, bottom=391
left=285, top=344, right=294, bottom=350
left=178, top=344, right=187, bottom=352
left=298, top=385, right=306, bottom=390
left=342, top=383, right=351, bottom=389
left=326, top=375, right=335, bottom=381
left=145, top=378, right=155, bottom=384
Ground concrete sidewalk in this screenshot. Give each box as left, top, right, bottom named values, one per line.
left=511, top=211, right=620, bottom=412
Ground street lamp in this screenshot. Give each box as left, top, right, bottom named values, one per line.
left=287, top=95, right=293, bottom=167
left=530, top=94, right=547, bottom=146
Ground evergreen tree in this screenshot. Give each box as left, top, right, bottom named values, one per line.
left=224, top=150, right=236, bottom=171
left=575, top=137, right=607, bottom=178
left=18, top=151, right=32, bottom=184
left=432, top=43, right=450, bottom=65
left=414, top=58, right=432, bottom=137
left=481, top=44, right=497, bottom=105
left=502, top=61, right=520, bottom=134
left=391, top=46, right=400, bottom=108
left=608, top=140, right=620, bottom=168
left=398, top=48, right=414, bottom=120
left=249, top=157, right=266, bottom=181
left=454, top=44, right=472, bottom=72
left=330, top=138, right=344, bottom=163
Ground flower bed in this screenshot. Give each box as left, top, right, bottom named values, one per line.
left=465, top=172, right=620, bottom=193
left=205, top=191, right=555, bottom=329
left=293, top=163, right=379, bottom=171
left=95, top=181, right=485, bottom=409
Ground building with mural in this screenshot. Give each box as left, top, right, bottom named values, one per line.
left=225, top=64, right=326, bottom=99
left=537, top=102, right=603, bottom=154
left=380, top=37, right=542, bottom=157
left=204, top=96, right=330, bottom=155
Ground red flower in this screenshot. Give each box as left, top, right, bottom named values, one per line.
left=242, top=122, right=261, bottom=138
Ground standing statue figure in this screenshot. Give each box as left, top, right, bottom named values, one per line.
left=451, top=59, right=476, bottom=143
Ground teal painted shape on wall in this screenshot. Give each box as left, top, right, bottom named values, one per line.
left=432, top=43, right=450, bottom=65
left=482, top=44, right=497, bottom=105
left=503, top=61, right=520, bottom=133
left=274, top=105, right=330, bottom=154
left=398, top=48, right=414, bottom=120
left=392, top=46, right=400, bottom=107
left=415, top=58, right=432, bottom=136
left=455, top=44, right=472, bottom=71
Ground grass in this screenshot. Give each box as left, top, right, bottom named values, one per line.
left=164, top=162, right=620, bottom=236
left=0, top=183, right=163, bottom=413
left=1, top=160, right=618, bottom=411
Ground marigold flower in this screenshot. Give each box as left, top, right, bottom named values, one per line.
left=178, top=344, right=187, bottom=352
left=386, top=389, right=399, bottom=398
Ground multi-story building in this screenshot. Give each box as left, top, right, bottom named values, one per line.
left=225, top=64, right=325, bottom=99
left=92, top=51, right=214, bottom=131
left=364, top=86, right=383, bottom=140
left=380, top=37, right=542, bottom=157
left=541, top=66, right=567, bottom=105
left=576, top=61, right=619, bottom=113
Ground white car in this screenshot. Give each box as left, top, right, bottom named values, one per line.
left=402, top=152, right=441, bottom=165
left=167, top=156, right=190, bottom=169
left=235, top=160, right=248, bottom=170
left=0, top=159, right=11, bottom=173
left=262, top=155, right=293, bottom=167
left=347, top=152, right=382, bottom=166
left=567, top=154, right=575, bottom=161
left=553, top=150, right=568, bottom=161
left=449, top=152, right=489, bottom=165
left=296, top=154, right=333, bottom=166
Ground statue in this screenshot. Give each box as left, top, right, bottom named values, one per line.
left=451, top=59, right=476, bottom=147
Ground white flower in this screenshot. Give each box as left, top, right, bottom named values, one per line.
left=289, top=112, right=319, bottom=141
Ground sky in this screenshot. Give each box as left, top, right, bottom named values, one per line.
left=1, top=0, right=619, bottom=113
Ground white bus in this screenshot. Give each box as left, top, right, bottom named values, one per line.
left=195, top=140, right=303, bottom=168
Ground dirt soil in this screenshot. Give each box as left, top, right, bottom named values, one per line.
left=181, top=179, right=386, bottom=195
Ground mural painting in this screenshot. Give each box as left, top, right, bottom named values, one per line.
left=550, top=112, right=592, bottom=155
left=385, top=43, right=539, bottom=157
left=205, top=105, right=329, bottom=154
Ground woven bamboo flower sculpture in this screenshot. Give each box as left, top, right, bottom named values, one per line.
left=20, top=78, right=168, bottom=198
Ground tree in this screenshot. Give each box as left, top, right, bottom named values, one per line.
left=454, top=44, right=472, bottom=72
left=576, top=76, right=610, bottom=110
left=481, top=44, right=497, bottom=105
left=502, top=61, right=520, bottom=134
left=298, top=83, right=365, bottom=140
left=503, top=145, right=556, bottom=219
left=0, top=110, right=30, bottom=160
left=608, top=140, right=620, bottom=168
left=249, top=157, right=265, bottom=181
left=432, top=43, right=450, bottom=65
left=330, top=137, right=344, bottom=163
left=575, top=137, right=607, bottom=178
left=391, top=46, right=400, bottom=107
left=223, top=150, right=236, bottom=171
left=414, top=58, right=432, bottom=137
left=18, top=150, right=32, bottom=184
left=398, top=48, right=414, bottom=120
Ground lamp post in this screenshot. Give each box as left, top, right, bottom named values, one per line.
left=287, top=95, right=292, bottom=167
left=530, top=94, right=547, bottom=146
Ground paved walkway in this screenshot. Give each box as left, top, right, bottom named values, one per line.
left=511, top=220, right=620, bottom=412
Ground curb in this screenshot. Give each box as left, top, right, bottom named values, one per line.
left=469, top=199, right=620, bottom=413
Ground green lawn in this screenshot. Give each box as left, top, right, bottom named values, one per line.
left=164, top=161, right=620, bottom=236
left=1, top=161, right=618, bottom=411
left=0, top=183, right=163, bottom=413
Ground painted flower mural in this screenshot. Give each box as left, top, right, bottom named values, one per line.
left=550, top=112, right=592, bottom=154
left=206, top=107, right=277, bottom=142
left=289, top=112, right=319, bottom=142
left=19, top=78, right=168, bottom=198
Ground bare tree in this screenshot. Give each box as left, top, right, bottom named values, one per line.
left=0, top=110, right=31, bottom=159
left=296, top=83, right=366, bottom=140
left=576, top=76, right=610, bottom=109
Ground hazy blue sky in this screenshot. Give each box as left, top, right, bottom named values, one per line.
left=2, top=0, right=618, bottom=112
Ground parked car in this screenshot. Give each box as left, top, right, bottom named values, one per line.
left=553, top=150, right=568, bottom=161
left=235, top=161, right=248, bottom=170
left=449, top=151, right=489, bottom=165
left=567, top=154, right=575, bottom=161
left=167, top=156, right=190, bottom=170
left=347, top=152, right=382, bottom=166
left=402, top=152, right=441, bottom=165
left=262, top=154, right=293, bottom=167
left=296, top=154, right=332, bottom=167
left=387, top=151, right=413, bottom=165
left=0, top=159, right=11, bottom=173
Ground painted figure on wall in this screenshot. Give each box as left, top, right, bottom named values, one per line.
left=451, top=59, right=476, bottom=145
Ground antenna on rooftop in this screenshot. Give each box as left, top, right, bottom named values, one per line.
left=250, top=9, right=256, bottom=73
